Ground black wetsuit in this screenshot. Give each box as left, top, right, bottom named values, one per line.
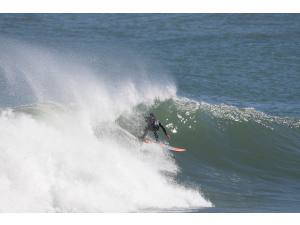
left=141, top=114, right=168, bottom=141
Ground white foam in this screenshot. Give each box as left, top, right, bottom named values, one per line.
left=0, top=107, right=212, bottom=212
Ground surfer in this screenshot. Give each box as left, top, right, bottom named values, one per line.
left=139, top=113, right=170, bottom=142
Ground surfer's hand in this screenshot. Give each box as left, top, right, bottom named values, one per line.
left=166, top=134, right=171, bottom=140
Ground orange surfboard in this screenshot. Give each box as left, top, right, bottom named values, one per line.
left=143, top=139, right=187, bottom=152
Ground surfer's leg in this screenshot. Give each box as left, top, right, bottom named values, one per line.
left=153, top=131, right=159, bottom=142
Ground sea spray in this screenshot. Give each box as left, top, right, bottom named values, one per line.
left=0, top=40, right=212, bottom=212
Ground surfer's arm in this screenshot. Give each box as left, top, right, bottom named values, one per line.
left=159, top=123, right=170, bottom=139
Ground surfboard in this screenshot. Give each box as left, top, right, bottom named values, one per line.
left=143, top=139, right=187, bottom=152
left=116, top=127, right=186, bottom=152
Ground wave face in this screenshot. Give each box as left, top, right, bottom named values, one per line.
left=0, top=40, right=212, bottom=212
left=146, top=98, right=300, bottom=212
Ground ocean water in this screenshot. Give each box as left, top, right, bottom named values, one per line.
left=0, top=14, right=299, bottom=212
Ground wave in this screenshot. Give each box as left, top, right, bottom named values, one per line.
left=1, top=39, right=300, bottom=212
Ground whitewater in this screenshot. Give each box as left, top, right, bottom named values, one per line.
left=0, top=39, right=212, bottom=212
